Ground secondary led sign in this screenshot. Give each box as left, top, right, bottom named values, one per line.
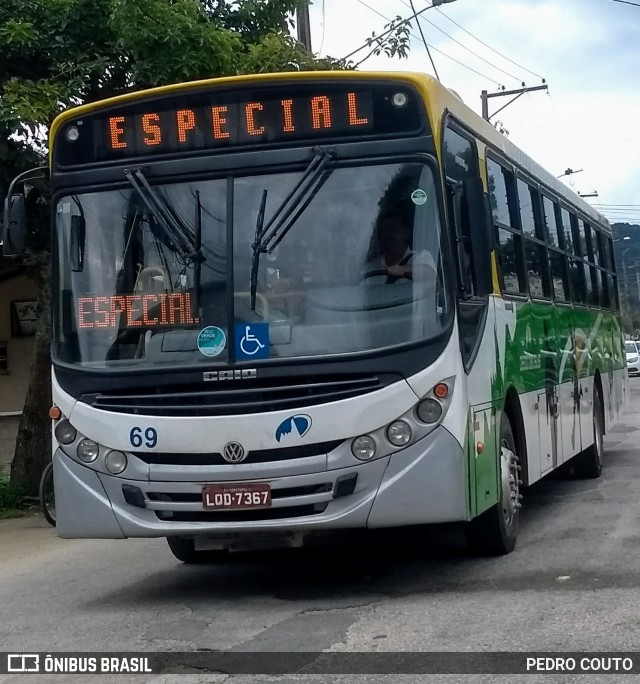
left=77, top=292, right=199, bottom=330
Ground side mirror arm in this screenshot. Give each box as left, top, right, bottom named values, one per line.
left=2, top=166, right=48, bottom=257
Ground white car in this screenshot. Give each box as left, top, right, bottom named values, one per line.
left=625, top=341, right=640, bottom=375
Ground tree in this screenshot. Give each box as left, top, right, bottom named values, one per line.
left=1, top=0, right=410, bottom=492
left=1, top=132, right=48, bottom=495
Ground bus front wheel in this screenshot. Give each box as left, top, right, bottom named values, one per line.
left=465, top=413, right=521, bottom=556
left=166, top=536, right=229, bottom=564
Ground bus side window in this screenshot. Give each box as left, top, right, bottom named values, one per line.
left=518, top=180, right=551, bottom=299
left=487, top=157, right=527, bottom=296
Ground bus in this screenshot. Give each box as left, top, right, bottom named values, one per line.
left=3, top=71, right=626, bottom=561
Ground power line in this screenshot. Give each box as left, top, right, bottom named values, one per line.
left=433, top=6, right=544, bottom=79
left=341, top=0, right=439, bottom=61
left=398, top=0, right=524, bottom=83
left=350, top=0, right=500, bottom=83
left=408, top=0, right=440, bottom=80
left=594, top=204, right=640, bottom=208
left=612, top=0, right=640, bottom=6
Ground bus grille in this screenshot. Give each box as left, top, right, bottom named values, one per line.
left=133, top=440, right=342, bottom=465
left=154, top=504, right=328, bottom=522
left=80, top=373, right=393, bottom=416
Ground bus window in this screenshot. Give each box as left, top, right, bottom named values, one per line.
left=599, top=270, right=610, bottom=308
left=574, top=217, right=588, bottom=258
left=569, top=257, right=586, bottom=304
left=588, top=264, right=600, bottom=307
left=542, top=196, right=560, bottom=248
left=583, top=262, right=595, bottom=306
left=610, top=274, right=620, bottom=310
left=497, top=228, right=526, bottom=295
left=487, top=158, right=514, bottom=228
left=549, top=249, right=570, bottom=302
left=596, top=230, right=608, bottom=269
left=607, top=236, right=617, bottom=273
left=559, top=207, right=573, bottom=253
left=524, top=238, right=550, bottom=299
left=587, top=224, right=600, bottom=266
left=517, top=178, right=536, bottom=239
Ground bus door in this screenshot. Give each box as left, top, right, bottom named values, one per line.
left=558, top=322, right=582, bottom=461
left=538, top=314, right=561, bottom=475
left=441, top=122, right=490, bottom=366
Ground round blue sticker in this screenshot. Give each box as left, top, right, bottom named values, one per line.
left=197, top=326, right=226, bottom=357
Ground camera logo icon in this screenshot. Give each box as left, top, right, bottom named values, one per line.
left=7, top=654, right=40, bottom=673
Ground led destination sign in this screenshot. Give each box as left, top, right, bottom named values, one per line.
left=77, top=293, right=199, bottom=330
left=55, top=83, right=424, bottom=166
left=107, top=91, right=372, bottom=153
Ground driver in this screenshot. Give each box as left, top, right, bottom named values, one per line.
left=363, top=212, right=436, bottom=284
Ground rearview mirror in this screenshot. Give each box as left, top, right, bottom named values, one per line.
left=2, top=193, right=26, bottom=257
left=462, top=177, right=494, bottom=297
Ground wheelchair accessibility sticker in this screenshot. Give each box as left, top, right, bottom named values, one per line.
left=197, top=326, right=226, bottom=357
left=235, top=323, right=269, bottom=359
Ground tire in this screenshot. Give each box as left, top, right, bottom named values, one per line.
left=572, top=389, right=604, bottom=479
left=166, top=536, right=229, bottom=564
left=39, top=461, right=56, bottom=527
left=465, top=413, right=521, bottom=556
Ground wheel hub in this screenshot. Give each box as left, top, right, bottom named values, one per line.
left=500, top=442, right=519, bottom=523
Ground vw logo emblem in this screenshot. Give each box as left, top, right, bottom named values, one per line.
left=222, top=441, right=247, bottom=464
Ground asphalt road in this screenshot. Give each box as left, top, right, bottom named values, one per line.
left=2, top=379, right=640, bottom=684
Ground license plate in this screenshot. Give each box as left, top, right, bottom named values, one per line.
left=202, top=483, right=271, bottom=510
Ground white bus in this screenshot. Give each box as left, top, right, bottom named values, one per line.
left=4, top=71, right=626, bottom=561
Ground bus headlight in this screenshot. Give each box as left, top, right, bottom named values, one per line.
left=352, top=435, right=376, bottom=461
left=105, top=450, right=128, bottom=474
left=386, top=420, right=412, bottom=446
left=77, top=439, right=99, bottom=463
left=55, top=420, right=77, bottom=445
left=417, top=398, right=443, bottom=424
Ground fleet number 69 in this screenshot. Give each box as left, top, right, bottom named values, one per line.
left=129, top=427, right=158, bottom=448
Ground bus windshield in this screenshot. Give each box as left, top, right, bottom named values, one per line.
left=53, top=160, right=451, bottom=368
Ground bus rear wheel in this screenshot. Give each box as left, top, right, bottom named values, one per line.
left=465, top=413, right=521, bottom=556
left=572, top=389, right=604, bottom=479
left=166, top=536, right=229, bottom=564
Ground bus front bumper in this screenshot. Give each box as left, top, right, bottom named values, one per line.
left=53, top=427, right=467, bottom=540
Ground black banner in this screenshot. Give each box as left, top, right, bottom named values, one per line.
left=2, top=652, right=638, bottom=675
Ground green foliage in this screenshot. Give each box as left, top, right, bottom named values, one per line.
left=0, top=476, right=27, bottom=512
left=0, top=0, right=408, bottom=137
left=354, top=15, right=411, bottom=67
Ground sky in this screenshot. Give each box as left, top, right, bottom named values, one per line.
left=306, top=0, right=640, bottom=227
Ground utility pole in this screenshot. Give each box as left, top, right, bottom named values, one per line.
left=297, top=1, right=312, bottom=54
left=481, top=82, right=548, bottom=122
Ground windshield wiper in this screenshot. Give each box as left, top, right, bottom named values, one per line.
left=124, top=167, right=201, bottom=263
left=249, top=146, right=335, bottom=310
left=192, top=189, right=203, bottom=315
